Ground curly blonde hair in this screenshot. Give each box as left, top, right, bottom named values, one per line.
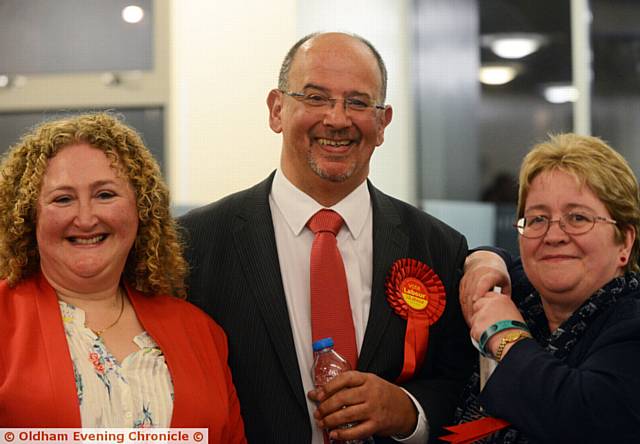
left=518, top=133, right=640, bottom=273
left=0, top=112, right=187, bottom=297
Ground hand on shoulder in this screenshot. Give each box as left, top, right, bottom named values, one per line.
left=460, top=250, right=512, bottom=323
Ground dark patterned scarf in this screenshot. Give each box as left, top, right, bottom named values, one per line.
left=453, top=272, right=640, bottom=444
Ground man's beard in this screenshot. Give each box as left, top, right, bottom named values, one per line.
left=308, top=152, right=356, bottom=183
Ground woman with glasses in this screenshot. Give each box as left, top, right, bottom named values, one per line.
left=452, top=133, right=640, bottom=443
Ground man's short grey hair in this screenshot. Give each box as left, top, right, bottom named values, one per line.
left=277, top=32, right=388, bottom=103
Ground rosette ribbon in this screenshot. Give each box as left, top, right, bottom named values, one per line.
left=385, top=258, right=446, bottom=383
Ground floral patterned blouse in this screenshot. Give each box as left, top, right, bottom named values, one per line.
left=59, top=300, right=174, bottom=427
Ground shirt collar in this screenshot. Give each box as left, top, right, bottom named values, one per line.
left=270, top=169, right=371, bottom=238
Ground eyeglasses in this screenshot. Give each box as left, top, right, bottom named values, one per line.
left=280, top=90, right=386, bottom=112
left=515, top=212, right=617, bottom=239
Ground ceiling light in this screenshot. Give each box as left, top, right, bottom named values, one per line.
left=479, top=65, right=519, bottom=85
left=543, top=84, right=579, bottom=104
left=122, top=5, right=144, bottom=24
left=482, top=33, right=548, bottom=59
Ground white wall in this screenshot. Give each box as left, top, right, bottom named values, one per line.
left=296, top=0, right=415, bottom=205
left=169, top=0, right=415, bottom=207
left=169, top=0, right=296, bottom=206
left=1, top=0, right=414, bottom=208
left=0, top=2, right=169, bottom=111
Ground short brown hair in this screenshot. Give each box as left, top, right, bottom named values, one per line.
left=0, top=112, right=187, bottom=296
left=517, top=133, right=640, bottom=272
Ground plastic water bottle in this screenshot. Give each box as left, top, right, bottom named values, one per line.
left=312, top=337, right=374, bottom=444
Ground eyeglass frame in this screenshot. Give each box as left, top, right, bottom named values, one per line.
left=279, top=89, right=386, bottom=112
left=514, top=212, right=617, bottom=239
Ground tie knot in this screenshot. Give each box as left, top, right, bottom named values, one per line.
left=307, top=209, right=344, bottom=236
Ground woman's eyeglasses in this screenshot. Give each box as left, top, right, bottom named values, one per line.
left=515, top=212, right=617, bottom=239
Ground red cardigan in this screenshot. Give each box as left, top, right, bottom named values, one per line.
left=0, top=272, right=246, bottom=444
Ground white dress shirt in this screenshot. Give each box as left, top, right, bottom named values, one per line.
left=269, top=170, right=427, bottom=443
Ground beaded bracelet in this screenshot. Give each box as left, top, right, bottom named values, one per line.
left=478, top=320, right=530, bottom=358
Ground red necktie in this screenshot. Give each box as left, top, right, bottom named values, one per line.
left=308, top=209, right=358, bottom=369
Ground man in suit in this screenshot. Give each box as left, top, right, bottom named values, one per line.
left=179, top=32, right=475, bottom=443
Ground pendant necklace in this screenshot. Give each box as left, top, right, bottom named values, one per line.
left=91, top=290, right=125, bottom=338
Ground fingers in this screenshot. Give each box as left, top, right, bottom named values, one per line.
left=310, top=372, right=371, bottom=440
left=315, top=397, right=367, bottom=430
left=308, top=371, right=366, bottom=426
left=311, top=371, right=364, bottom=403
left=463, top=252, right=511, bottom=292
left=308, top=372, right=417, bottom=438
left=313, top=376, right=367, bottom=419
left=460, top=273, right=502, bottom=323
left=460, top=251, right=513, bottom=324
left=329, top=416, right=377, bottom=442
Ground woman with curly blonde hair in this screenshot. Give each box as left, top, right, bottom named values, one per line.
left=0, top=113, right=245, bottom=443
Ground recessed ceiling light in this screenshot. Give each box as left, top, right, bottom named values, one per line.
left=122, top=5, right=144, bottom=24
left=479, top=65, right=519, bottom=85
left=482, top=33, right=548, bottom=59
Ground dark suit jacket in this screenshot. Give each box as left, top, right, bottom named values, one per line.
left=179, top=173, right=475, bottom=443
left=479, top=253, right=640, bottom=443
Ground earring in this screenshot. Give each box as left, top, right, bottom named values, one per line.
left=621, top=256, right=628, bottom=264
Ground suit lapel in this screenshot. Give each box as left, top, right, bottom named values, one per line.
left=358, top=184, right=409, bottom=371
left=232, top=173, right=307, bottom=410
left=226, top=177, right=409, bottom=403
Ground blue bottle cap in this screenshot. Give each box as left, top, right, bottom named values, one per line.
left=312, top=337, right=334, bottom=351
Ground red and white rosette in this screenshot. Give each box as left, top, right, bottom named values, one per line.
left=385, top=258, right=446, bottom=383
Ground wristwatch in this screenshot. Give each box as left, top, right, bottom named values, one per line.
left=495, top=330, right=531, bottom=362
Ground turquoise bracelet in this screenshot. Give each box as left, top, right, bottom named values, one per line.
left=478, top=320, right=529, bottom=357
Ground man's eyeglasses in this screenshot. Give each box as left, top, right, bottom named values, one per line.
left=280, top=90, right=386, bottom=112
left=515, top=212, right=617, bottom=239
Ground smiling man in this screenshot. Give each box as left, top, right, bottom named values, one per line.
left=179, top=32, right=475, bottom=444
left=268, top=33, right=392, bottom=207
